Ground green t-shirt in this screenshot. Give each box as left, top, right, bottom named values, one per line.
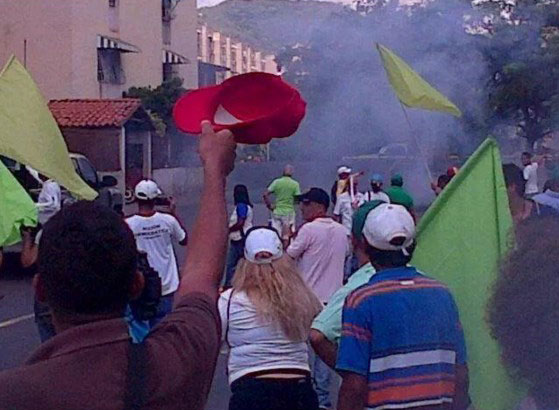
left=385, top=186, right=414, bottom=210
left=267, top=176, right=301, bottom=216
left=311, top=263, right=376, bottom=344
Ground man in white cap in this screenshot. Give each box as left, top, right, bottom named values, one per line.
left=126, top=179, right=187, bottom=326
left=331, top=166, right=352, bottom=208
left=336, top=203, right=470, bottom=410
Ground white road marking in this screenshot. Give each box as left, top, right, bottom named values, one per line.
left=0, top=314, right=35, bottom=329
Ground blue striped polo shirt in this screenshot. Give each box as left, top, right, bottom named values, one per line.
left=336, top=266, right=467, bottom=410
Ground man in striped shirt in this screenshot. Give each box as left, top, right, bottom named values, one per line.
left=336, top=203, right=469, bottom=410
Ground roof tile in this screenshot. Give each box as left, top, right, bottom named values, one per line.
left=48, top=98, right=142, bottom=128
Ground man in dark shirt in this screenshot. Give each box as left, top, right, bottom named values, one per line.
left=0, top=121, right=237, bottom=410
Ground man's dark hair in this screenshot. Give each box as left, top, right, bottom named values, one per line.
left=488, top=217, right=559, bottom=409
left=365, top=241, right=416, bottom=268
left=502, top=163, right=525, bottom=197
left=522, top=152, right=533, bottom=160
left=38, top=201, right=138, bottom=315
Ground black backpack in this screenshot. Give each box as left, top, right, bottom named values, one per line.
left=129, top=251, right=162, bottom=321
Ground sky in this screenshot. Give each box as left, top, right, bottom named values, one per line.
left=197, top=0, right=424, bottom=10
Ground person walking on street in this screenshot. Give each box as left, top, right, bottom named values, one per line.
left=333, top=177, right=364, bottom=281
left=310, top=201, right=382, bottom=369
left=219, top=227, right=323, bottom=410
left=336, top=203, right=470, bottom=410
left=263, top=164, right=301, bottom=242
left=224, top=184, right=254, bottom=288
left=35, top=174, right=62, bottom=226
left=331, top=166, right=352, bottom=208
left=522, top=152, right=543, bottom=218
left=0, top=121, right=238, bottom=410
left=126, top=180, right=188, bottom=327
left=365, top=174, right=390, bottom=203
left=385, top=173, right=414, bottom=212
left=287, top=187, right=348, bottom=410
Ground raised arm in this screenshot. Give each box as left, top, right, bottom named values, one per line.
left=177, top=121, right=236, bottom=301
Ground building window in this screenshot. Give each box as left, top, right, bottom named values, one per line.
left=97, top=49, right=125, bottom=84
left=109, top=0, right=117, bottom=7
left=163, top=63, right=175, bottom=82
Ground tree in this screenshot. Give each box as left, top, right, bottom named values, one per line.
left=479, top=1, right=559, bottom=148
left=126, top=77, right=186, bottom=136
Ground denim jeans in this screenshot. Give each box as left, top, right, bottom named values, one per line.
left=229, top=376, right=318, bottom=410
left=309, top=345, right=332, bottom=409
left=224, top=240, right=245, bottom=288
left=149, top=292, right=175, bottom=328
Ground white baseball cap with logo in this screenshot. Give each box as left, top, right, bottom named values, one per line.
left=337, top=166, right=352, bottom=175
left=362, top=203, right=416, bottom=251
left=134, top=180, right=162, bottom=200
left=244, top=227, right=284, bottom=264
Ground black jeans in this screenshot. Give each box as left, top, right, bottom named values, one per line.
left=229, top=376, right=319, bottom=410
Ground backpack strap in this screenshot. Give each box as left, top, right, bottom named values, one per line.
left=124, top=340, right=148, bottom=410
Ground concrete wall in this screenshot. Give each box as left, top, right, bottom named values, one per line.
left=153, top=166, right=203, bottom=197
left=70, top=1, right=117, bottom=98
left=62, top=127, right=121, bottom=171
left=0, top=0, right=73, bottom=99
left=172, top=0, right=198, bottom=89
left=0, top=0, right=198, bottom=100
left=120, top=0, right=163, bottom=90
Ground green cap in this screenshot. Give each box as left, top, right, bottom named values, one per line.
left=352, top=200, right=385, bottom=240
left=391, top=174, right=404, bottom=187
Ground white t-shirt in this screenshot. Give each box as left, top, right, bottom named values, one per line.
left=36, top=180, right=61, bottom=225
left=218, top=289, right=311, bottom=385
left=287, top=218, right=349, bottom=303
left=364, top=190, right=391, bottom=203
left=228, top=203, right=254, bottom=242
left=523, top=163, right=539, bottom=195
left=333, top=192, right=365, bottom=234
left=126, top=212, right=186, bottom=296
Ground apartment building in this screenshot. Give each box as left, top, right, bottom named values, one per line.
left=197, top=24, right=279, bottom=86
left=0, top=0, right=198, bottom=100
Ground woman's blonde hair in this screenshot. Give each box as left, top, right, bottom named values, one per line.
left=233, top=254, right=323, bottom=342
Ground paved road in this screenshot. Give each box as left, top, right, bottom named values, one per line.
left=0, top=195, right=276, bottom=410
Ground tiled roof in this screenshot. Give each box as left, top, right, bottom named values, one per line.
left=48, top=98, right=142, bottom=128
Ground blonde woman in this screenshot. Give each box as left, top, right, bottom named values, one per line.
left=218, top=226, right=323, bottom=410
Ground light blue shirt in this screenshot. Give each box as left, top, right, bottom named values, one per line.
left=311, top=263, right=375, bottom=344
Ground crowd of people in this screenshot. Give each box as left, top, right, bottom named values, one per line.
left=2, top=124, right=559, bottom=410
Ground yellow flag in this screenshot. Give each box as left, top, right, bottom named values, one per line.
left=377, top=44, right=462, bottom=117
left=0, top=56, right=97, bottom=200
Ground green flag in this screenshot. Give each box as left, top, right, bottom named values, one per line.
left=0, top=56, right=97, bottom=200
left=377, top=44, right=462, bottom=117
left=412, top=139, right=519, bottom=409
left=0, top=160, right=38, bottom=247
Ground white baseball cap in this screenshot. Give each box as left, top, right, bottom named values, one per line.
left=244, top=227, right=283, bottom=264
left=362, top=203, right=416, bottom=251
left=337, top=166, right=352, bottom=175
left=134, top=179, right=162, bottom=200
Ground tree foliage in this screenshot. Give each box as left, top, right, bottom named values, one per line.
left=126, top=77, right=186, bottom=136
left=479, top=0, right=559, bottom=148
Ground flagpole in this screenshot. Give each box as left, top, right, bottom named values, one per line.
left=399, top=103, right=433, bottom=182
